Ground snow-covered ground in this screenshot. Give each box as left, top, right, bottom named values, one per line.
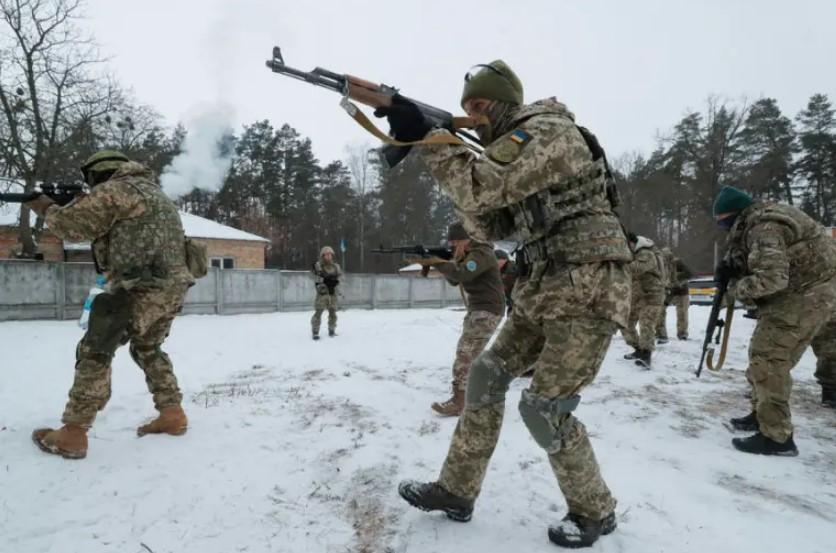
left=1, top=307, right=834, bottom=553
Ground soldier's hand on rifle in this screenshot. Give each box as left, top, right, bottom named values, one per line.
left=374, top=95, right=432, bottom=142
left=24, top=195, right=55, bottom=217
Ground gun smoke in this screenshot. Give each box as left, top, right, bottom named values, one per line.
left=160, top=105, right=235, bottom=199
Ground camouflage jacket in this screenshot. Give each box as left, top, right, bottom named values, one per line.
left=420, top=98, right=630, bottom=264
left=435, top=241, right=505, bottom=316
left=630, top=237, right=666, bottom=300
left=671, top=258, right=693, bottom=295
left=313, top=260, right=341, bottom=295
left=725, top=202, right=836, bottom=303
left=45, top=161, right=192, bottom=291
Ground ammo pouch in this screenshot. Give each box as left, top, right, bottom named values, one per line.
left=85, top=290, right=132, bottom=355
left=185, top=238, right=209, bottom=279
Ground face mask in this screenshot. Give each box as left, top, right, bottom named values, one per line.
left=717, top=213, right=738, bottom=231
left=476, top=101, right=517, bottom=145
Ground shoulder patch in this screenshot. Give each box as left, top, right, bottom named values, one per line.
left=486, top=128, right=532, bottom=164
left=466, top=260, right=478, bottom=272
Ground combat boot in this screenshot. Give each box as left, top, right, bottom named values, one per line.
left=623, top=349, right=639, bottom=360
left=677, top=333, right=688, bottom=340
left=328, top=328, right=336, bottom=337
left=32, top=424, right=88, bottom=459
left=548, top=512, right=617, bottom=548
left=137, top=405, right=188, bottom=437
left=732, top=432, right=798, bottom=456
left=822, top=388, right=836, bottom=409
left=312, top=332, right=320, bottom=341
left=634, top=349, right=651, bottom=369
left=729, top=411, right=759, bottom=432
left=431, top=389, right=465, bottom=417
left=657, top=337, right=669, bottom=345
left=398, top=480, right=474, bottom=522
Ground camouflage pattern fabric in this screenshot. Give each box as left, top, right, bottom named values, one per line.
left=62, top=284, right=188, bottom=427
left=656, top=293, right=690, bottom=339
left=746, top=278, right=836, bottom=441
left=451, top=310, right=502, bottom=392
left=437, top=260, right=629, bottom=520
left=724, top=201, right=836, bottom=441
left=622, top=293, right=663, bottom=352
left=311, top=293, right=338, bottom=335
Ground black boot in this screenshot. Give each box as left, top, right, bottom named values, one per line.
left=634, top=349, right=651, bottom=369
left=328, top=328, right=336, bottom=337
left=729, top=411, right=758, bottom=432
left=398, top=480, right=474, bottom=522
left=548, top=512, right=617, bottom=549
left=623, top=349, right=639, bottom=360
left=677, top=333, right=688, bottom=340
left=312, top=332, right=320, bottom=341
left=823, top=389, right=836, bottom=409
left=732, top=432, right=798, bottom=456
left=657, top=337, right=669, bottom=345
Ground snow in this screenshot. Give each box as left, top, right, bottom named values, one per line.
left=178, top=212, right=268, bottom=243
left=0, top=307, right=834, bottom=553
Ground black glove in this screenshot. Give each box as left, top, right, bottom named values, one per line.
left=714, top=259, right=736, bottom=282
left=373, top=95, right=431, bottom=142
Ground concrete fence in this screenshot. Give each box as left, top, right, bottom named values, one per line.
left=0, top=260, right=464, bottom=321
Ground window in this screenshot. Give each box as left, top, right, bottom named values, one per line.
left=211, top=257, right=235, bottom=270
left=223, top=258, right=234, bottom=269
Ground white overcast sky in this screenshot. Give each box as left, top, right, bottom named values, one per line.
left=84, top=0, right=835, bottom=166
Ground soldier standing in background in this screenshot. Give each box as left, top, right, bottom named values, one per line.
left=411, top=223, right=504, bottom=416
left=622, top=234, right=666, bottom=369
left=495, top=249, right=518, bottom=315
left=656, top=248, right=693, bottom=342
left=25, top=150, right=195, bottom=459
left=311, top=246, right=341, bottom=340
left=715, top=186, right=836, bottom=456
left=377, top=58, right=631, bottom=547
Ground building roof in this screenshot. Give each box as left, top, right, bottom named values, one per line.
left=0, top=204, right=269, bottom=244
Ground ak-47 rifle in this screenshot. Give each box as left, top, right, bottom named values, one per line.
left=0, top=182, right=86, bottom=207
left=696, top=272, right=734, bottom=378
left=372, top=244, right=453, bottom=260
left=264, top=47, right=484, bottom=168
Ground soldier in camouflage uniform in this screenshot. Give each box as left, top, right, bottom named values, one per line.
left=655, top=248, right=693, bottom=342
left=621, top=234, right=666, bottom=368
left=376, top=60, right=631, bottom=548
left=715, top=186, right=836, bottom=456
left=413, top=222, right=504, bottom=416
left=25, top=150, right=195, bottom=459
left=311, top=246, right=341, bottom=340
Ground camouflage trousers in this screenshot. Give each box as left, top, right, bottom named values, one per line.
left=311, top=293, right=338, bottom=335
left=451, top=310, right=502, bottom=392
left=656, top=294, right=690, bottom=339
left=746, top=278, right=836, bottom=441
left=62, top=284, right=189, bottom=427
left=437, top=260, right=631, bottom=521
left=622, top=294, right=664, bottom=352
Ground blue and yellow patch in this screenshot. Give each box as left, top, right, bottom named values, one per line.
left=509, top=129, right=531, bottom=144
left=466, top=260, right=478, bottom=272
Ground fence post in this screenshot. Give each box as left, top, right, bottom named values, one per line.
left=440, top=278, right=447, bottom=308
left=214, top=267, right=224, bottom=315
left=276, top=269, right=284, bottom=312
left=54, top=262, right=66, bottom=320
left=408, top=276, right=415, bottom=308
left=370, top=275, right=378, bottom=310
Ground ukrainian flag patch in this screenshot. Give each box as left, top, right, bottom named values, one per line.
left=509, top=129, right=531, bottom=144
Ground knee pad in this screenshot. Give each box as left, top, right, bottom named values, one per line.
left=465, top=350, right=514, bottom=408
left=518, top=390, right=581, bottom=453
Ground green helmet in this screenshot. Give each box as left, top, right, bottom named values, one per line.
left=80, top=149, right=130, bottom=183
left=461, top=60, right=524, bottom=108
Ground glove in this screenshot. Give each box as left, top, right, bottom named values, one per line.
left=714, top=259, right=735, bottom=282
left=373, top=95, right=431, bottom=142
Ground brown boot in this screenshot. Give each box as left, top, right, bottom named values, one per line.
left=431, top=389, right=465, bottom=417
left=32, top=424, right=88, bottom=459
left=137, top=405, right=188, bottom=437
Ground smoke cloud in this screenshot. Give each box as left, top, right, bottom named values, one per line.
left=160, top=104, right=235, bottom=199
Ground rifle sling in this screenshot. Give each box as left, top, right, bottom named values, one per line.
left=339, top=97, right=480, bottom=151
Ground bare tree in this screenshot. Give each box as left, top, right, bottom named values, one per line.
left=0, top=0, right=123, bottom=256
left=345, top=142, right=377, bottom=272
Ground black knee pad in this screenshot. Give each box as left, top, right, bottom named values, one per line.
left=518, top=390, right=581, bottom=453
left=85, top=291, right=131, bottom=355
left=465, top=350, right=514, bottom=407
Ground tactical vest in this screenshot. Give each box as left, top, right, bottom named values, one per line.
left=94, top=178, right=188, bottom=289
left=634, top=246, right=666, bottom=297
left=487, top=152, right=631, bottom=265
left=728, top=202, right=836, bottom=292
